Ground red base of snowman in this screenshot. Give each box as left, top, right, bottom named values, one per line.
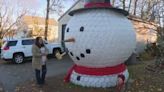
left=64, top=63, right=129, bottom=88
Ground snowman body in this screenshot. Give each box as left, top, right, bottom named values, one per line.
left=65, top=9, right=136, bottom=87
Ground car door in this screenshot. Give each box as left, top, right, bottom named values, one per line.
left=43, top=41, right=51, bottom=54
left=21, top=39, right=35, bottom=57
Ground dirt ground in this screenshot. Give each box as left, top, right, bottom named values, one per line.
left=16, top=60, right=164, bottom=92
left=0, top=56, right=73, bottom=92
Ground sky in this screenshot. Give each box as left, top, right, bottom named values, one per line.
left=38, top=0, right=76, bottom=19
left=2, top=0, right=124, bottom=20
left=19, top=0, right=76, bottom=20
left=2, top=0, right=76, bottom=20
left=3, top=0, right=162, bottom=26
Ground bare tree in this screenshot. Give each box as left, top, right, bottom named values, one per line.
left=50, top=0, right=65, bottom=16
left=0, top=0, right=27, bottom=41
left=92, top=0, right=163, bottom=25
left=129, top=0, right=162, bottom=21
left=153, top=0, right=164, bottom=27
left=136, top=0, right=162, bottom=22
left=44, top=0, right=65, bottom=40
left=45, top=0, right=77, bottom=40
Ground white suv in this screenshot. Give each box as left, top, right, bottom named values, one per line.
left=1, top=38, right=62, bottom=64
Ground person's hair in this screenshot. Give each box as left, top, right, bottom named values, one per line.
left=35, top=37, right=43, bottom=48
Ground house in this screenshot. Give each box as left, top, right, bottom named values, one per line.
left=58, top=0, right=158, bottom=53
left=19, top=15, right=58, bottom=42
left=128, top=15, right=158, bottom=53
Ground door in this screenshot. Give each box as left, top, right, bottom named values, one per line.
left=61, top=24, right=67, bottom=51
left=22, top=39, right=35, bottom=57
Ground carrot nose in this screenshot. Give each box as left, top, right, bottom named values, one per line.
left=64, top=37, right=75, bottom=43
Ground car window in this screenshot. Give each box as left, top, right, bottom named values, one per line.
left=6, top=41, right=18, bottom=47
left=44, top=40, right=48, bottom=44
left=22, top=39, right=34, bottom=45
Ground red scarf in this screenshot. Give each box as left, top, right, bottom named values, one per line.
left=64, top=63, right=126, bottom=82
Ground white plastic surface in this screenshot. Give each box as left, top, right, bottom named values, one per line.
left=65, top=9, right=136, bottom=68
left=70, top=69, right=129, bottom=88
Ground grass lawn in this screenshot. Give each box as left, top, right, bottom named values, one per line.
left=127, top=60, right=164, bottom=92
left=16, top=60, right=164, bottom=92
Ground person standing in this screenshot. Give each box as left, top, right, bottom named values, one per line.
left=32, top=37, right=48, bottom=86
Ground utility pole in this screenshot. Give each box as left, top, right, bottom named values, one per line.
left=45, top=0, right=50, bottom=41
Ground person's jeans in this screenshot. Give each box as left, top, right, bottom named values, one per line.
left=35, top=65, right=47, bottom=85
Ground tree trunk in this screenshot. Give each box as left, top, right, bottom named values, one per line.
left=122, top=0, right=126, bottom=10
left=140, top=0, right=146, bottom=19
left=128, top=0, right=132, bottom=12
left=133, top=0, right=138, bottom=15
left=45, top=0, right=50, bottom=41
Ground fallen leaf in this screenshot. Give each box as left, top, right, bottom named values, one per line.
left=0, top=88, right=3, bottom=91
left=15, top=87, right=20, bottom=92
left=157, top=88, right=162, bottom=91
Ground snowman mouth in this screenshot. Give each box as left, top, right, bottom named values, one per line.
left=69, top=49, right=91, bottom=61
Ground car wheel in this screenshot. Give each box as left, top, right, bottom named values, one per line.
left=13, top=53, right=24, bottom=64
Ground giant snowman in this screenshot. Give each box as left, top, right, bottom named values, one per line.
left=64, top=0, right=136, bottom=88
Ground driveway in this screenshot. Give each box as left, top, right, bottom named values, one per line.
left=0, top=56, right=73, bottom=92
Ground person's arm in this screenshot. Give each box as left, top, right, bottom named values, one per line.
left=44, top=46, right=49, bottom=55
left=32, top=45, right=41, bottom=57
left=61, top=52, right=66, bottom=57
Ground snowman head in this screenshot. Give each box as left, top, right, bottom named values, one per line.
left=64, top=1, right=136, bottom=68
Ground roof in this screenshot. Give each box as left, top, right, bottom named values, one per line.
left=128, top=15, right=157, bottom=26
left=58, top=0, right=81, bottom=21
left=22, top=16, right=58, bottom=26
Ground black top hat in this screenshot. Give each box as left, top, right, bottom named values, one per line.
left=69, top=0, right=128, bottom=16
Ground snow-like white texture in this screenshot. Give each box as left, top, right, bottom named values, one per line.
left=65, top=9, right=136, bottom=68
left=70, top=69, right=129, bottom=88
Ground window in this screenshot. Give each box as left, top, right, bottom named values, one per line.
left=22, top=39, right=34, bottom=45
left=7, top=41, right=18, bottom=47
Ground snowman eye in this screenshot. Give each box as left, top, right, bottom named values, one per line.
left=70, top=52, right=74, bottom=56
left=80, top=27, right=84, bottom=32
left=76, top=56, right=80, bottom=60
left=86, top=49, right=91, bottom=54
left=66, top=28, right=69, bottom=32
left=80, top=53, right=85, bottom=58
